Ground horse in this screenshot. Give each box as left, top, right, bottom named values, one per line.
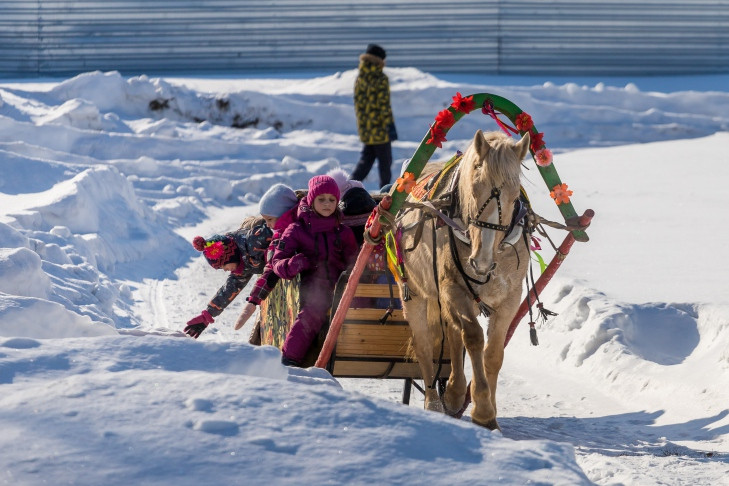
left=396, top=129, right=531, bottom=429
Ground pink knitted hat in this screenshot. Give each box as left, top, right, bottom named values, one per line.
left=306, top=175, right=341, bottom=206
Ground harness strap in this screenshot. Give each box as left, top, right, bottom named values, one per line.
left=447, top=226, right=495, bottom=319
left=378, top=266, right=397, bottom=324
left=430, top=218, right=447, bottom=393
left=533, top=213, right=589, bottom=233
left=403, top=217, right=427, bottom=252
left=399, top=198, right=468, bottom=252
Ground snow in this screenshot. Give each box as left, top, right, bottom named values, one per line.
left=1, top=68, right=728, bottom=485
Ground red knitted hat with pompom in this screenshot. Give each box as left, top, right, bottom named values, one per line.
left=192, top=234, right=240, bottom=269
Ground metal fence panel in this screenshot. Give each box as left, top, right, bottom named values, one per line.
left=0, top=1, right=727, bottom=76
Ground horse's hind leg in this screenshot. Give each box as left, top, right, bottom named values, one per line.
left=402, top=295, right=442, bottom=412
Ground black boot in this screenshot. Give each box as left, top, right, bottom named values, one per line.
left=281, top=355, right=302, bottom=367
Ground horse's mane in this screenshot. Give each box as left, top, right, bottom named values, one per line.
left=458, top=131, right=523, bottom=217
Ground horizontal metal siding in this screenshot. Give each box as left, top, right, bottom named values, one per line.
left=0, top=1, right=727, bottom=76
left=500, top=0, right=729, bottom=74
left=28, top=0, right=498, bottom=74
left=0, top=2, right=39, bottom=74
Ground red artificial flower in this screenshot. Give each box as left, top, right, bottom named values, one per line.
left=426, top=125, right=447, bottom=148
left=515, top=112, right=534, bottom=132
left=395, top=171, right=417, bottom=194
left=204, top=241, right=225, bottom=260
left=549, top=183, right=573, bottom=206
left=530, top=132, right=545, bottom=152
left=450, top=92, right=475, bottom=113
left=535, top=148, right=553, bottom=167
left=434, top=109, right=455, bottom=129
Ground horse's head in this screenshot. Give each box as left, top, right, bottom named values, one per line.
left=459, top=130, right=530, bottom=276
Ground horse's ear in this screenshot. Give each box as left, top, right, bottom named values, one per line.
left=514, top=132, right=531, bottom=160
left=473, top=129, right=491, bottom=161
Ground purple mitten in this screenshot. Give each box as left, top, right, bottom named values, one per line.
left=288, top=253, right=311, bottom=275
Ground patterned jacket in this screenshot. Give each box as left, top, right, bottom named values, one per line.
left=354, top=53, right=394, bottom=145
left=206, top=223, right=272, bottom=317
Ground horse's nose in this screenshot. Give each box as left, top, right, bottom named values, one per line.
left=469, top=259, right=497, bottom=275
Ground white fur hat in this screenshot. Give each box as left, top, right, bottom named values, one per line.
left=327, top=167, right=364, bottom=196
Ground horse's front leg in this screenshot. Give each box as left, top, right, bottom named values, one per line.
left=402, top=295, right=442, bottom=412
left=458, top=304, right=499, bottom=430
left=482, top=295, right=521, bottom=415
left=439, top=294, right=467, bottom=415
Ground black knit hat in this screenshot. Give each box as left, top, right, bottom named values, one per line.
left=340, top=187, right=376, bottom=216
left=365, top=44, right=386, bottom=60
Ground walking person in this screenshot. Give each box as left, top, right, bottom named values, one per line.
left=351, top=43, right=397, bottom=189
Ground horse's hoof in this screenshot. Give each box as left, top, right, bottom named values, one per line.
left=425, top=400, right=445, bottom=414
left=443, top=394, right=467, bottom=418
left=472, top=417, right=500, bottom=431
left=445, top=397, right=471, bottom=419
left=444, top=386, right=471, bottom=418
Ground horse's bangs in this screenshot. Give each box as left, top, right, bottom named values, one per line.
left=480, top=132, right=523, bottom=189
left=460, top=132, right=522, bottom=203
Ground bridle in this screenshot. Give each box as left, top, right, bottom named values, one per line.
left=468, top=186, right=511, bottom=233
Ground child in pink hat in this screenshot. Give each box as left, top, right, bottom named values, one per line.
left=270, top=175, right=359, bottom=366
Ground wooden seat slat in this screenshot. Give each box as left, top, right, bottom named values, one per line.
left=353, top=283, right=398, bottom=298
left=344, top=308, right=405, bottom=321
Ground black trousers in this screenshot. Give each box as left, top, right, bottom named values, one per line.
left=351, top=142, right=392, bottom=189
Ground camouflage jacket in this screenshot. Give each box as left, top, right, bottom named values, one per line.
left=354, top=54, right=393, bottom=145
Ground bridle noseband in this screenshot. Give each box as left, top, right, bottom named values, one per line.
left=468, top=186, right=511, bottom=232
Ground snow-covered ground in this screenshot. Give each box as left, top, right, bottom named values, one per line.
left=1, top=68, right=728, bottom=485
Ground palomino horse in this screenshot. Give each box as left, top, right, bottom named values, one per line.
left=397, top=129, right=531, bottom=429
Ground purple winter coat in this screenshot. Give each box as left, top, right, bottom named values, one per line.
left=271, top=202, right=359, bottom=363
left=272, top=203, right=358, bottom=287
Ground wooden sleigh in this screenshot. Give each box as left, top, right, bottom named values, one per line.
left=252, top=266, right=451, bottom=404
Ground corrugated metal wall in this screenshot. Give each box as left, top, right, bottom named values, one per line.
left=1, top=0, right=728, bottom=77
left=500, top=0, right=729, bottom=74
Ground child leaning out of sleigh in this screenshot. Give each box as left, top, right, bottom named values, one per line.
left=183, top=218, right=273, bottom=338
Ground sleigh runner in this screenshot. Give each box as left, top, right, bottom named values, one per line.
left=253, top=92, right=593, bottom=419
